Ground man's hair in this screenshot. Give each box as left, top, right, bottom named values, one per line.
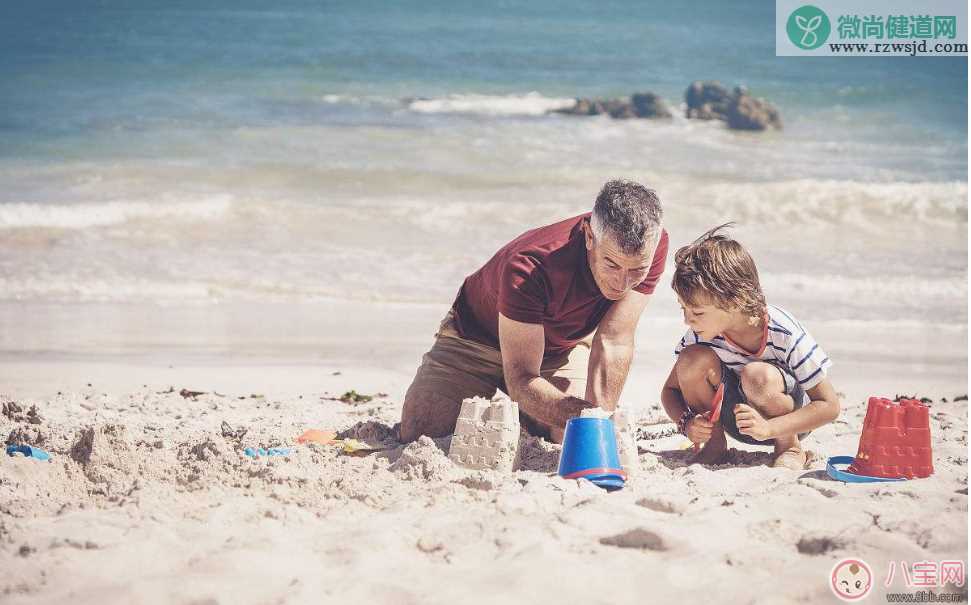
left=672, top=223, right=767, bottom=318
left=590, top=179, right=663, bottom=254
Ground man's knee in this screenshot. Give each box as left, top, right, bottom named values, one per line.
left=675, top=344, right=720, bottom=385
left=399, top=386, right=467, bottom=443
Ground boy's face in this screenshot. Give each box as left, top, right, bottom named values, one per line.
left=677, top=295, right=734, bottom=339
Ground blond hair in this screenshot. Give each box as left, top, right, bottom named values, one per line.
left=672, top=223, right=766, bottom=320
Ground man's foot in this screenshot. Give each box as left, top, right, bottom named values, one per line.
left=690, top=428, right=729, bottom=465
left=771, top=446, right=809, bottom=470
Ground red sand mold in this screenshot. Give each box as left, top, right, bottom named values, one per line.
left=848, top=397, right=934, bottom=479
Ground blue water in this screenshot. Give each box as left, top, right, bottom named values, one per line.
left=0, top=1, right=966, bottom=327
left=1, top=1, right=966, bottom=158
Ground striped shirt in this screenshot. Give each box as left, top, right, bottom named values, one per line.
left=673, top=305, right=833, bottom=391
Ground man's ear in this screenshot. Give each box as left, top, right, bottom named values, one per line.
left=582, top=218, right=594, bottom=251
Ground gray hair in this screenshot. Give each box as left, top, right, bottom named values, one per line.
left=590, top=179, right=663, bottom=254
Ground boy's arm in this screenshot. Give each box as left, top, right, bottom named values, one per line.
left=660, top=365, right=689, bottom=421
left=661, top=364, right=715, bottom=444
left=763, top=377, right=840, bottom=437
left=585, top=290, right=650, bottom=411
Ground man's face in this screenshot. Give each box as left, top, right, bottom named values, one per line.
left=676, top=295, right=733, bottom=340
left=583, top=220, right=657, bottom=301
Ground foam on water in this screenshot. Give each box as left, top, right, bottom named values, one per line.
left=406, top=92, right=577, bottom=116
left=0, top=195, right=233, bottom=230
left=675, top=180, right=968, bottom=227
left=761, top=271, right=968, bottom=302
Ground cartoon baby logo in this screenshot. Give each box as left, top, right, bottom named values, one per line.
left=831, top=558, right=873, bottom=601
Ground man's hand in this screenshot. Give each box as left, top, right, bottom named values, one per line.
left=556, top=394, right=596, bottom=425
left=735, top=403, right=773, bottom=441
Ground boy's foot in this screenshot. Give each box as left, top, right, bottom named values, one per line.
left=690, top=429, right=729, bottom=465
left=771, top=446, right=809, bottom=470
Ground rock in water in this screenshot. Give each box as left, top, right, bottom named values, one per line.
left=684, top=80, right=782, bottom=131
left=726, top=88, right=782, bottom=130
left=631, top=92, right=673, bottom=118
left=684, top=80, right=732, bottom=120
left=554, top=92, right=672, bottom=119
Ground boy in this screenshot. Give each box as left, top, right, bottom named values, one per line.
left=660, top=225, right=840, bottom=470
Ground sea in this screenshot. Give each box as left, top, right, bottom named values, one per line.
left=0, top=1, right=966, bottom=370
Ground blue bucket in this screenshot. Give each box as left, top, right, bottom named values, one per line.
left=557, top=417, right=626, bottom=491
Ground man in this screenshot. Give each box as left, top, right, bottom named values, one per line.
left=398, top=179, right=668, bottom=443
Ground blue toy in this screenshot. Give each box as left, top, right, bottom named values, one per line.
left=826, top=455, right=907, bottom=483
left=557, top=417, right=626, bottom=491
left=6, top=444, right=51, bottom=461
left=243, top=447, right=294, bottom=457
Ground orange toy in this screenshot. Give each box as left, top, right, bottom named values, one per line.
left=296, top=429, right=338, bottom=445
left=848, top=397, right=933, bottom=479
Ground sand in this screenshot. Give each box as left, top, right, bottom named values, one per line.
left=0, top=367, right=967, bottom=605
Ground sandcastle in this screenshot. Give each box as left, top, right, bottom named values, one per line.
left=581, top=406, right=638, bottom=475
left=447, top=395, right=521, bottom=472
left=611, top=408, right=638, bottom=474
left=848, top=397, right=934, bottom=479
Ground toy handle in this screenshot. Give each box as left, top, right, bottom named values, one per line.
left=826, top=456, right=906, bottom=483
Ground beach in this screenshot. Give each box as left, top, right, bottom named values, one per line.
left=1, top=348, right=968, bottom=604
left=1, top=297, right=968, bottom=603
left=1, top=1, right=968, bottom=602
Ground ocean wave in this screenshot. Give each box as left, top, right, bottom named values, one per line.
left=761, top=271, right=968, bottom=301
left=0, top=277, right=220, bottom=304
left=406, top=92, right=577, bottom=116
left=0, top=277, right=445, bottom=305
left=319, top=93, right=401, bottom=108
left=683, top=179, right=967, bottom=226
left=0, top=195, right=233, bottom=229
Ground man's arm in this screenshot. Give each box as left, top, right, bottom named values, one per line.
left=498, top=313, right=594, bottom=430
left=585, top=289, right=651, bottom=411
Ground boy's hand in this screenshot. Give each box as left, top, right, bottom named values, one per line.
left=685, top=414, right=714, bottom=444
left=735, top=404, right=773, bottom=441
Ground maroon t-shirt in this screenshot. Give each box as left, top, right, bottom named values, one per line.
left=452, top=213, right=669, bottom=356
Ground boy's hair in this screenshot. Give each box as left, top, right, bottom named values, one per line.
left=672, top=223, right=767, bottom=319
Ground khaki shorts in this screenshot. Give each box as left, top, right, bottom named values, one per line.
left=397, top=310, right=592, bottom=442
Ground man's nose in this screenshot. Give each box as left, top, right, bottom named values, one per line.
left=612, top=271, right=634, bottom=292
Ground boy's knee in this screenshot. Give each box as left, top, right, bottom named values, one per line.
left=739, top=363, right=781, bottom=399
left=675, top=345, right=720, bottom=382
